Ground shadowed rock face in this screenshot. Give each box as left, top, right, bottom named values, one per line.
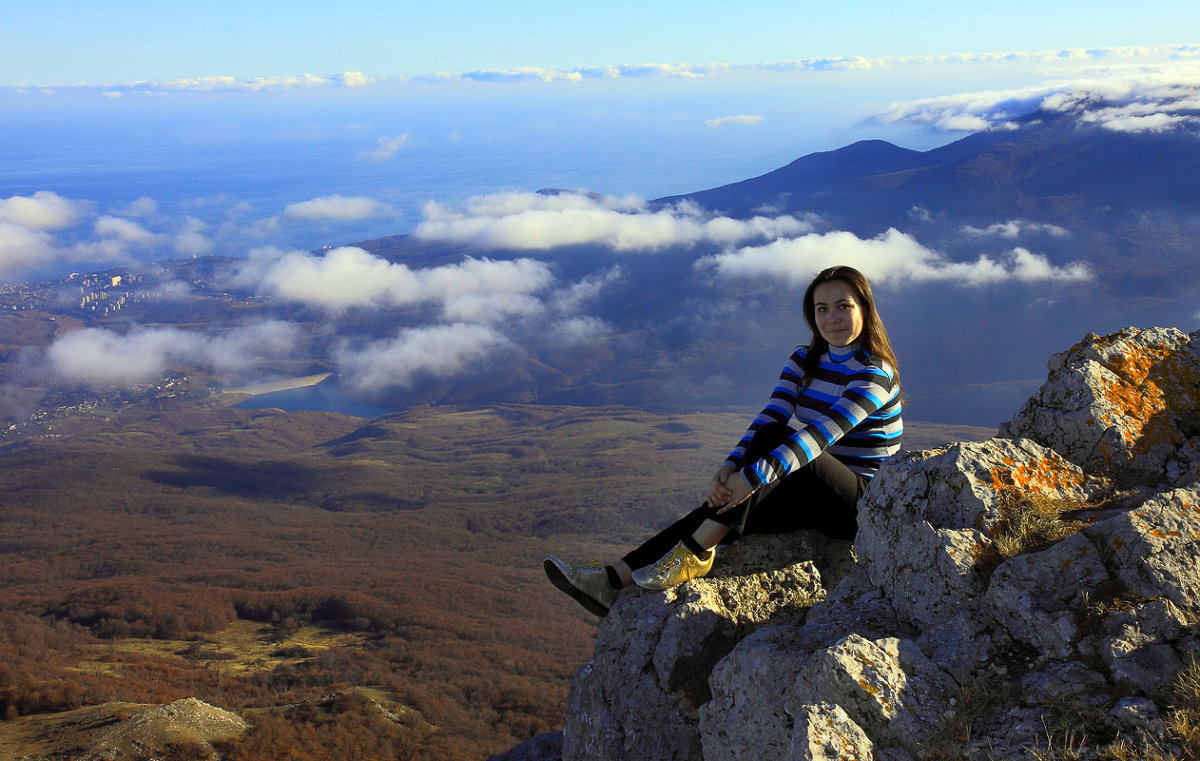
left=562, top=327, right=1200, bottom=761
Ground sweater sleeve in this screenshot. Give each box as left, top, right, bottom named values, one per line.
left=735, top=351, right=899, bottom=491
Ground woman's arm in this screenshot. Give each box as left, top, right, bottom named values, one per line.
left=723, top=347, right=807, bottom=470
left=743, top=358, right=898, bottom=490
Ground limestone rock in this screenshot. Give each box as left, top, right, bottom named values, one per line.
left=81, top=697, right=249, bottom=761
left=556, top=327, right=1200, bottom=761
left=789, top=634, right=954, bottom=754
left=785, top=702, right=874, bottom=761
left=700, top=623, right=828, bottom=761
left=1005, top=326, right=1200, bottom=480
left=1088, top=484, right=1200, bottom=610
left=564, top=533, right=839, bottom=761
left=983, top=532, right=1110, bottom=658
left=855, top=436, right=1093, bottom=633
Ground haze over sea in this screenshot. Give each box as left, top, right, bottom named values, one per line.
left=4, top=72, right=952, bottom=259
left=5, top=45, right=1192, bottom=268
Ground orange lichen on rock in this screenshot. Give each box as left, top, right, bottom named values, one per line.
left=1094, top=344, right=1172, bottom=443
left=988, top=455, right=1085, bottom=496
left=1091, top=337, right=1200, bottom=461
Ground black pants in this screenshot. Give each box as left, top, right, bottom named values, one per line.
left=621, top=423, right=865, bottom=572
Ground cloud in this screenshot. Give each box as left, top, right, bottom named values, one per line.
left=117, top=197, right=158, bottom=217
left=357, top=133, right=410, bottom=162
left=44, top=321, right=301, bottom=387
left=763, top=45, right=1200, bottom=74
left=175, top=217, right=212, bottom=256
left=336, top=71, right=373, bottom=87
left=129, top=73, right=336, bottom=94
left=705, top=114, right=765, bottom=128
left=872, top=86, right=1045, bottom=132
left=0, top=192, right=162, bottom=278
left=873, top=57, right=1200, bottom=134
left=11, top=44, right=1199, bottom=97
left=460, top=67, right=585, bottom=83
left=602, top=63, right=728, bottom=79
left=961, top=220, right=1071, bottom=239
left=283, top=195, right=392, bottom=221
left=0, top=222, right=58, bottom=277
left=335, top=323, right=511, bottom=394
left=415, top=191, right=816, bottom=251
left=0, top=191, right=87, bottom=230
left=543, top=316, right=611, bottom=348
left=551, top=265, right=624, bottom=313
left=450, top=62, right=726, bottom=84
left=698, top=228, right=1092, bottom=287
left=95, top=215, right=166, bottom=246
left=233, top=245, right=555, bottom=316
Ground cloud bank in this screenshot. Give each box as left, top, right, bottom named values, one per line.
left=334, top=323, right=512, bottom=394
left=283, top=195, right=393, bottom=221
left=873, top=57, right=1200, bottom=134
left=12, top=45, right=1197, bottom=96
left=705, top=114, right=765, bottom=128
left=415, top=192, right=816, bottom=251
left=225, top=243, right=624, bottom=395
left=45, top=321, right=300, bottom=387
left=0, top=191, right=227, bottom=278
left=698, top=228, right=1092, bottom=287
left=233, top=245, right=555, bottom=319
left=0, top=191, right=87, bottom=230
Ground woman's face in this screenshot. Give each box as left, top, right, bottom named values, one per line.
left=812, top=280, right=864, bottom=347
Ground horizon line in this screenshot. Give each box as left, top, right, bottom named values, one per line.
left=4, top=43, right=1199, bottom=95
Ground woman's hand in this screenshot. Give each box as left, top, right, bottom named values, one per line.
left=707, top=464, right=735, bottom=507
left=708, top=465, right=752, bottom=512
left=713, top=471, right=752, bottom=514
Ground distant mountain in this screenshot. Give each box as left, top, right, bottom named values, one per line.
left=663, top=112, right=1200, bottom=231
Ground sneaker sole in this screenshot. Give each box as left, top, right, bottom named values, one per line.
left=544, top=559, right=611, bottom=617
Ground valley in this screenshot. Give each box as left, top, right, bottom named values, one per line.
left=0, top=393, right=990, bottom=760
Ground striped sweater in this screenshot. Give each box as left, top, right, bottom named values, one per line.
left=725, top=342, right=903, bottom=489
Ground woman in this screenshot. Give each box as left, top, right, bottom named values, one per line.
left=545, top=265, right=903, bottom=616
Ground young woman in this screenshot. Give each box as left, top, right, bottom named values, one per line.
left=545, top=265, right=903, bottom=616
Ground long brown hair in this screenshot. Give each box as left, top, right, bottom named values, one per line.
left=800, top=265, right=901, bottom=387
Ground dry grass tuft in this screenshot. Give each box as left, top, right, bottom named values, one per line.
left=975, top=492, right=1090, bottom=577
left=991, top=493, right=1090, bottom=559
left=1167, top=655, right=1200, bottom=760
left=919, top=675, right=1013, bottom=760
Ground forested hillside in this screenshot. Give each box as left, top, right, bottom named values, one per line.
left=0, top=398, right=989, bottom=760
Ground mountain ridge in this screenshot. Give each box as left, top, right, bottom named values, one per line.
left=664, top=114, right=1200, bottom=227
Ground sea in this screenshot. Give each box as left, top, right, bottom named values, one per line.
left=1, top=79, right=942, bottom=255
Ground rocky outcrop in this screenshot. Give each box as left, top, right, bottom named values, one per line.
left=561, top=327, right=1200, bottom=761
left=80, top=697, right=250, bottom=761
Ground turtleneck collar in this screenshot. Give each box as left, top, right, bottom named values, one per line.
left=827, top=341, right=862, bottom=362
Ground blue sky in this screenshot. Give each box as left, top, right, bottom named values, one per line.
left=3, top=0, right=1199, bottom=85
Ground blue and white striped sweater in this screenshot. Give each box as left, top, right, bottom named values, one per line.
left=725, top=343, right=903, bottom=488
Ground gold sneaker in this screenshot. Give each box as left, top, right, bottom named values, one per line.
left=631, top=542, right=714, bottom=591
